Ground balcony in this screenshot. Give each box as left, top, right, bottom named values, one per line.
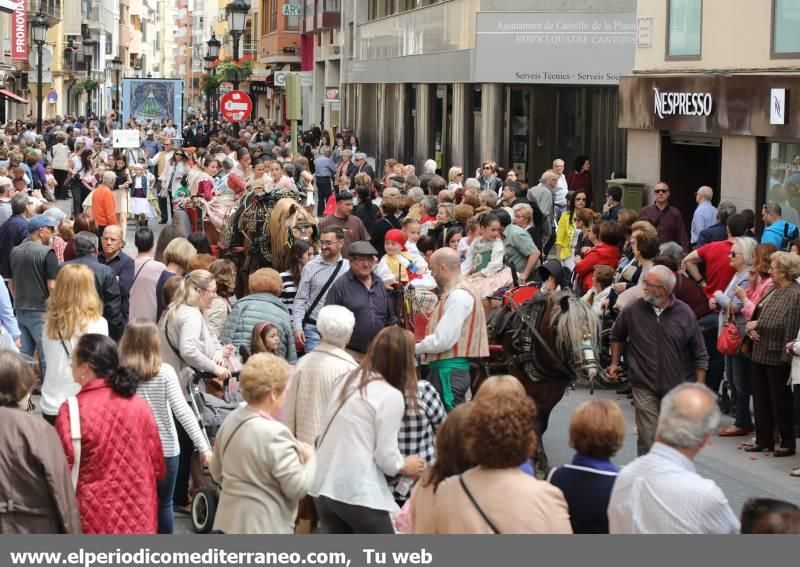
left=36, top=0, right=62, bottom=21
left=87, top=2, right=116, bottom=33
left=314, top=0, right=340, bottom=32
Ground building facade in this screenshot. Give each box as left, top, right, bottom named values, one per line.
left=340, top=0, right=635, bottom=205
left=619, top=0, right=800, bottom=229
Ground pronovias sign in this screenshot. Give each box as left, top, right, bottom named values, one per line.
left=653, top=88, right=713, bottom=119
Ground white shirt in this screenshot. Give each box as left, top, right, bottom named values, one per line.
left=40, top=317, right=109, bottom=416
left=415, top=287, right=474, bottom=355
left=555, top=174, right=569, bottom=206
left=608, top=442, right=739, bottom=534
left=309, top=377, right=406, bottom=512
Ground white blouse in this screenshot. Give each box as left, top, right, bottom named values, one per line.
left=309, top=377, right=406, bottom=513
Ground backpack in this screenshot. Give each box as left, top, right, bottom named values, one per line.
left=780, top=223, right=799, bottom=251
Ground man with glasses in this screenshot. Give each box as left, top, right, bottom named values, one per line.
left=353, top=152, right=375, bottom=181
left=608, top=265, right=708, bottom=455
left=99, top=225, right=135, bottom=325
left=155, top=139, right=175, bottom=224
left=292, top=228, right=350, bottom=354
left=640, top=182, right=690, bottom=251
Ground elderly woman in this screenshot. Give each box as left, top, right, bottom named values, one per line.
left=744, top=251, right=800, bottom=457
left=513, top=202, right=537, bottom=245
left=428, top=395, right=572, bottom=533
left=547, top=400, right=625, bottom=533
left=220, top=268, right=297, bottom=363
left=285, top=305, right=357, bottom=445
left=211, top=353, right=316, bottom=534
left=0, top=350, right=81, bottom=533
left=713, top=236, right=758, bottom=437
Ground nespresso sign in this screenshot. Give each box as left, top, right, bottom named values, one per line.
left=653, top=88, right=713, bottom=119
left=620, top=75, right=800, bottom=138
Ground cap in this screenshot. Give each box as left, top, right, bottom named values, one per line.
left=146, top=129, right=154, bottom=135
left=384, top=229, right=407, bottom=251
left=43, top=208, right=66, bottom=223
left=28, top=214, right=60, bottom=232
left=335, top=190, right=354, bottom=202
left=348, top=241, right=379, bottom=258
left=537, top=259, right=564, bottom=284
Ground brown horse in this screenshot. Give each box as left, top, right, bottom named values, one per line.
left=476, top=290, right=602, bottom=472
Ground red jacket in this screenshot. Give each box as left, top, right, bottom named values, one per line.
left=56, top=379, right=164, bottom=534
left=574, top=243, right=621, bottom=292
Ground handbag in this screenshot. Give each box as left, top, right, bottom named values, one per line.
left=717, top=304, right=743, bottom=356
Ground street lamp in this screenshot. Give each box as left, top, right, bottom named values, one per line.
left=206, top=32, right=221, bottom=128
left=226, top=0, right=249, bottom=135
left=31, top=11, right=50, bottom=133
left=82, top=35, right=98, bottom=118
left=111, top=56, right=121, bottom=126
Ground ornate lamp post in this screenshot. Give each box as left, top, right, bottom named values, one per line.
left=31, top=11, right=50, bottom=133
left=206, top=32, right=221, bottom=124
left=111, top=56, right=122, bottom=125
left=225, top=0, right=249, bottom=136
left=82, top=35, right=98, bottom=117
left=203, top=55, right=214, bottom=130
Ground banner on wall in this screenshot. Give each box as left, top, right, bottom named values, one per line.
left=121, top=78, right=184, bottom=134
left=11, top=0, right=27, bottom=61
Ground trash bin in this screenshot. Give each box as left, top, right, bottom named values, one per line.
left=606, top=179, right=645, bottom=212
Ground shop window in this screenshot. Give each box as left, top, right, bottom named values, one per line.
left=765, top=142, right=800, bottom=228
left=666, top=0, right=702, bottom=59
left=772, top=0, right=800, bottom=56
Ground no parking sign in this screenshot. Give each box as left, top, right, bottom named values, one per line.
left=219, top=90, right=252, bottom=123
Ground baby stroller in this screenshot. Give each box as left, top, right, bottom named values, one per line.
left=187, top=369, right=241, bottom=534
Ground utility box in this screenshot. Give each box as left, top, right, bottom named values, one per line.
left=606, top=179, right=645, bottom=212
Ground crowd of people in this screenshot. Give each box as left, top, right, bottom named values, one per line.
left=0, top=114, right=799, bottom=535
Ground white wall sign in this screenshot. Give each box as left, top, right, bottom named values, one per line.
left=637, top=17, right=652, bottom=48
left=653, top=88, right=713, bottom=119
left=112, top=129, right=141, bottom=149
left=771, top=88, right=787, bottom=125
left=475, top=12, right=636, bottom=85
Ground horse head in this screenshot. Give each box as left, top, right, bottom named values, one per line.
left=550, top=292, right=602, bottom=383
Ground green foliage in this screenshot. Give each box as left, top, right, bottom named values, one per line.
left=76, top=79, right=98, bottom=92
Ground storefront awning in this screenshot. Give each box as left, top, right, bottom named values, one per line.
left=0, top=88, right=28, bottom=104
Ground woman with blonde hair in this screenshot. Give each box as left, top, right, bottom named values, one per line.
left=211, top=353, right=316, bottom=533
left=40, top=264, right=108, bottom=424
left=155, top=236, right=197, bottom=321
left=205, top=259, right=238, bottom=338
left=120, top=321, right=212, bottom=534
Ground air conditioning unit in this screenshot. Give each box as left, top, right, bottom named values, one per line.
left=331, top=45, right=341, bottom=56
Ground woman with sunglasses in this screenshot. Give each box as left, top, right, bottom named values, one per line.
left=478, top=161, right=502, bottom=198
left=555, top=190, right=589, bottom=271
left=712, top=237, right=757, bottom=438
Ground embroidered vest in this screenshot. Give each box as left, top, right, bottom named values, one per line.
left=425, top=280, right=489, bottom=362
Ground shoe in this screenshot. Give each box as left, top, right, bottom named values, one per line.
left=174, top=504, right=192, bottom=515
left=791, top=466, right=800, bottom=477
left=719, top=425, right=754, bottom=437
left=774, top=448, right=796, bottom=457
left=743, top=445, right=773, bottom=453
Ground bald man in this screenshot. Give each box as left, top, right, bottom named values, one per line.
left=99, top=224, right=135, bottom=325
left=416, top=248, right=489, bottom=410
left=608, top=383, right=739, bottom=534
left=690, top=185, right=717, bottom=246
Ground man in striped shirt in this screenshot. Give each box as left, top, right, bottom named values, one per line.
left=292, top=227, right=350, bottom=353
left=608, top=383, right=739, bottom=534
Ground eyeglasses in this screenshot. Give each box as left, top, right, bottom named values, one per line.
left=654, top=189, right=668, bottom=194
left=456, top=172, right=463, bottom=176
left=320, top=239, right=340, bottom=246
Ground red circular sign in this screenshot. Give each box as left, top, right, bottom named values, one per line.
left=219, top=90, right=253, bottom=123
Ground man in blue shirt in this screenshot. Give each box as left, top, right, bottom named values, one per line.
left=690, top=186, right=717, bottom=246
left=140, top=129, right=161, bottom=160
left=761, top=202, right=799, bottom=250
left=313, top=145, right=337, bottom=216
left=0, top=193, right=35, bottom=278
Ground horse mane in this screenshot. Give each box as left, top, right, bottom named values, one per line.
left=547, top=292, right=600, bottom=364
left=269, top=198, right=299, bottom=272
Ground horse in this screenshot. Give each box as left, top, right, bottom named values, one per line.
left=478, top=290, right=602, bottom=473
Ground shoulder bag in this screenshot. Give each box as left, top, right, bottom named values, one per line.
left=717, top=303, right=742, bottom=356
left=739, top=288, right=775, bottom=357
left=459, top=474, right=501, bottom=534
left=301, top=260, right=344, bottom=327
left=67, top=396, right=81, bottom=489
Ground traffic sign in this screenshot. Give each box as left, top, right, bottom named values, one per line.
left=220, top=90, right=253, bottom=123
left=46, top=89, right=57, bottom=103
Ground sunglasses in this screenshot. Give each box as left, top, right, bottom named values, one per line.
left=654, top=189, right=668, bottom=194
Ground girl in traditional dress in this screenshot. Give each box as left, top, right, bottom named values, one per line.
left=462, top=212, right=512, bottom=300
left=129, top=163, right=156, bottom=225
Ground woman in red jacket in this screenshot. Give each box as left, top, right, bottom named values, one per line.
left=574, top=221, right=624, bottom=292
left=56, top=334, right=165, bottom=534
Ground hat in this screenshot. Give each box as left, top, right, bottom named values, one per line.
left=537, top=259, right=564, bottom=284
left=28, top=214, right=60, bottom=232
left=335, top=190, right=354, bottom=202
left=146, top=129, right=154, bottom=135
left=43, top=208, right=66, bottom=223
left=348, top=241, right=379, bottom=258
left=384, top=229, right=407, bottom=252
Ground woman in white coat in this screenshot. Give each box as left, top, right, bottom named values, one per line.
left=211, top=353, right=316, bottom=533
